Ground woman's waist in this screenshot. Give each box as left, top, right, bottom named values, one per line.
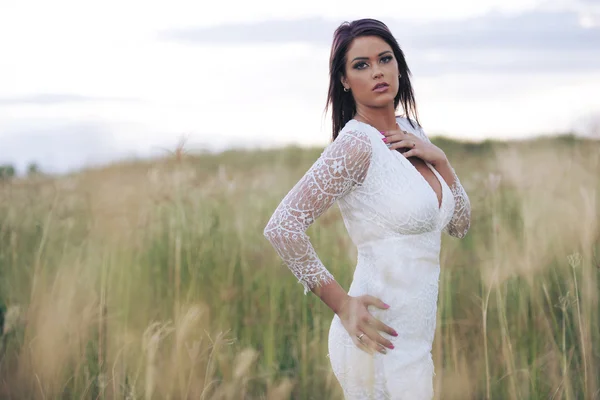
left=356, top=234, right=440, bottom=265
left=352, top=258, right=440, bottom=291
left=352, top=239, right=440, bottom=293
left=357, top=233, right=439, bottom=253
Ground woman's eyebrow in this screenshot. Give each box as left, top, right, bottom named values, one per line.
left=351, top=50, right=392, bottom=63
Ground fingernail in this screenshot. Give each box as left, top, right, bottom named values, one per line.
left=380, top=131, right=385, bottom=136
left=389, top=344, right=395, bottom=349
left=392, top=330, right=398, bottom=336
left=382, top=138, right=388, bottom=143
left=383, top=303, right=390, bottom=308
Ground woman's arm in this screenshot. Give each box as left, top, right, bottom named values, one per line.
left=263, top=129, right=373, bottom=297
left=431, top=158, right=471, bottom=238
left=415, top=125, right=471, bottom=238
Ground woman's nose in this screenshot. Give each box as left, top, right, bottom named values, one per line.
left=372, top=67, right=383, bottom=79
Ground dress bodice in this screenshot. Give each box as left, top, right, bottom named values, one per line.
left=337, top=118, right=456, bottom=249
left=263, top=116, right=471, bottom=294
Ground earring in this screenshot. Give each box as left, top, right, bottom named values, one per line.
left=344, top=87, right=349, bottom=92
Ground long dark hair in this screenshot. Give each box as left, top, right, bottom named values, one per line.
left=325, top=18, right=421, bottom=140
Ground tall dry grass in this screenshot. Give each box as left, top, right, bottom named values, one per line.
left=0, top=135, right=598, bottom=399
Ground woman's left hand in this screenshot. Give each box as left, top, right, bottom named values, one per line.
left=382, top=127, right=447, bottom=167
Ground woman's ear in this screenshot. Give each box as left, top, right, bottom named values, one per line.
left=340, top=75, right=348, bottom=90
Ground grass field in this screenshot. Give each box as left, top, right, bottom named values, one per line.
left=0, top=133, right=599, bottom=399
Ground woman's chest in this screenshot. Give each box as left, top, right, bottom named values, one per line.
left=404, top=155, right=444, bottom=209
left=347, top=148, right=448, bottom=234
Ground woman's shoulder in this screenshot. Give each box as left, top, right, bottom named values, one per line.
left=396, top=115, right=431, bottom=143
left=329, top=120, right=374, bottom=160
left=336, top=120, right=373, bottom=144
left=339, top=118, right=378, bottom=139
left=396, top=115, right=422, bottom=131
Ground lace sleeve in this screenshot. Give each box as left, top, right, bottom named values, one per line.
left=440, top=164, right=471, bottom=238
left=415, top=124, right=471, bottom=239
left=263, top=129, right=373, bottom=294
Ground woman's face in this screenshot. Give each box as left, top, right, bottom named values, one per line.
left=341, top=35, right=399, bottom=109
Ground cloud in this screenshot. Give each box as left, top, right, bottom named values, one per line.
left=160, top=10, right=599, bottom=50
left=0, top=121, right=119, bottom=174
left=407, top=48, right=600, bottom=75
left=0, top=94, right=140, bottom=106
left=159, top=17, right=337, bottom=45
left=158, top=10, right=600, bottom=74
left=414, top=11, right=599, bottom=52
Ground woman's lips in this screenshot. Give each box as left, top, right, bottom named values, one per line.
left=373, top=84, right=389, bottom=93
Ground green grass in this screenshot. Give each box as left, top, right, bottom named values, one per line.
left=0, top=134, right=599, bottom=399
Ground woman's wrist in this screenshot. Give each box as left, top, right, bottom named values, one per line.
left=311, top=280, right=350, bottom=315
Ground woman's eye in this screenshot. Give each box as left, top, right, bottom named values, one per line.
left=353, top=62, right=368, bottom=70
left=381, top=56, right=393, bottom=63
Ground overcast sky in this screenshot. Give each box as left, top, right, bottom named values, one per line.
left=0, top=0, right=599, bottom=174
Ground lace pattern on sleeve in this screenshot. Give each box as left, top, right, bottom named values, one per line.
left=441, top=164, right=471, bottom=238
left=263, top=129, right=373, bottom=294
left=415, top=123, right=471, bottom=238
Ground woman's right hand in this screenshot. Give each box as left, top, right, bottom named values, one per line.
left=336, top=295, right=398, bottom=355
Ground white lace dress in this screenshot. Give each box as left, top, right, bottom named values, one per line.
left=263, top=116, right=471, bottom=399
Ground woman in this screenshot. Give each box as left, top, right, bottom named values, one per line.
left=263, top=18, right=471, bottom=399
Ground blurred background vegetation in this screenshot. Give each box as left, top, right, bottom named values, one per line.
left=0, top=132, right=599, bottom=399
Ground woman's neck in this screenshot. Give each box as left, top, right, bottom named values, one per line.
left=353, top=106, right=398, bottom=132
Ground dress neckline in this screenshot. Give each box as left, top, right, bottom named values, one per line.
left=350, top=117, right=448, bottom=211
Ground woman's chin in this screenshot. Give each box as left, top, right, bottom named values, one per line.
left=369, top=97, right=396, bottom=108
